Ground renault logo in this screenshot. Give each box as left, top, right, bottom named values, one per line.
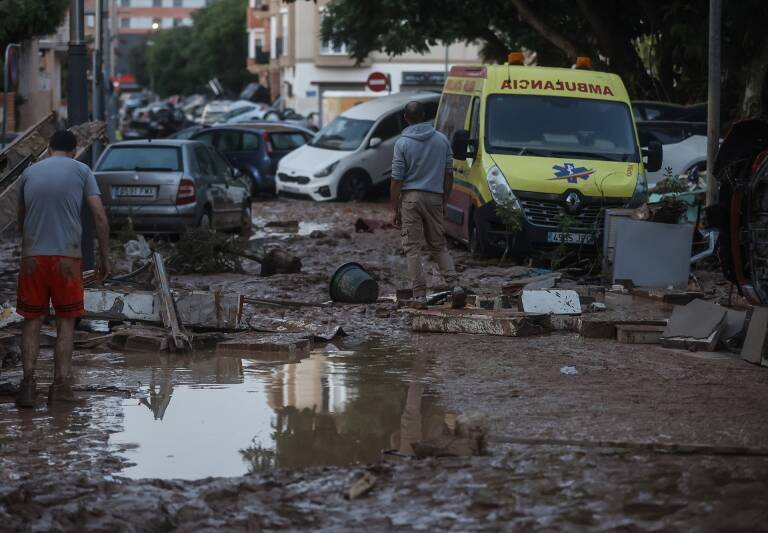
left=564, top=192, right=582, bottom=213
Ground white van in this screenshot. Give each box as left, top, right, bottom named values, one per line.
left=275, top=92, right=439, bottom=201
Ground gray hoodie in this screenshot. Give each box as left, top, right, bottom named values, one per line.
left=391, top=123, right=453, bottom=194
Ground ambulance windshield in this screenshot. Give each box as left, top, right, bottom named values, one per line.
left=485, top=94, right=640, bottom=162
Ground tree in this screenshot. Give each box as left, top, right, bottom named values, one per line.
left=315, top=0, right=768, bottom=120
left=0, top=0, right=69, bottom=85
left=145, top=0, right=249, bottom=96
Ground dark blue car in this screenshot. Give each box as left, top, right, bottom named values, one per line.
left=191, top=124, right=313, bottom=195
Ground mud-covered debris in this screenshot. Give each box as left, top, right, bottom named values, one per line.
left=410, top=308, right=551, bottom=337
left=521, top=289, right=581, bottom=315
left=661, top=299, right=727, bottom=351
left=354, top=218, right=394, bottom=233
left=309, top=230, right=327, bottom=239
left=216, top=333, right=312, bottom=358
left=265, top=220, right=300, bottom=232
left=347, top=472, right=378, bottom=500
left=741, top=307, right=768, bottom=365
left=412, top=412, right=487, bottom=459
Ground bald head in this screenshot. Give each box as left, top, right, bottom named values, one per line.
left=403, top=101, right=425, bottom=125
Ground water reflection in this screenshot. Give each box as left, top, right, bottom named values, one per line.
left=109, top=342, right=445, bottom=480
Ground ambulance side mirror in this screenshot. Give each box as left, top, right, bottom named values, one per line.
left=643, top=141, right=663, bottom=172
left=452, top=129, right=470, bottom=161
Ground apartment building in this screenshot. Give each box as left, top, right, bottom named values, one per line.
left=114, top=0, right=209, bottom=78
left=246, top=0, right=481, bottom=125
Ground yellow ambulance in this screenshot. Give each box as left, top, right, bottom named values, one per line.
left=436, top=56, right=662, bottom=257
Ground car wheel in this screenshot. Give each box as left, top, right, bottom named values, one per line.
left=240, top=203, right=253, bottom=236
left=198, top=209, right=212, bottom=230
left=468, top=217, right=489, bottom=259
left=337, top=172, right=371, bottom=202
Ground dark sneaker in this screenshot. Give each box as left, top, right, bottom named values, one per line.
left=15, top=377, right=37, bottom=408
left=451, top=286, right=467, bottom=309
left=47, top=382, right=83, bottom=405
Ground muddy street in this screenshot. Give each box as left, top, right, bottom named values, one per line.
left=1, top=198, right=768, bottom=531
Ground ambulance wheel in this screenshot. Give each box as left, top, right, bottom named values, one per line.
left=468, top=218, right=489, bottom=259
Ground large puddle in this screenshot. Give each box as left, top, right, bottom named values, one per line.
left=108, top=341, right=440, bottom=480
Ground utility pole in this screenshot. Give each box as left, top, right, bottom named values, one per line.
left=706, top=0, right=722, bottom=206
left=92, top=0, right=105, bottom=162
left=68, top=0, right=95, bottom=271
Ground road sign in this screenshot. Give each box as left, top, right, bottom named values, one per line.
left=366, top=71, right=389, bottom=92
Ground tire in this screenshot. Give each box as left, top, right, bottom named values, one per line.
left=337, top=172, right=371, bottom=202
left=240, top=202, right=253, bottom=236
left=198, top=209, right=212, bottom=230
left=468, top=216, right=489, bottom=259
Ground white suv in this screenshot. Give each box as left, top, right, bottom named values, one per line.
left=275, top=92, right=439, bottom=201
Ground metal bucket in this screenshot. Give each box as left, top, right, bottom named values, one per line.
left=329, top=262, right=379, bottom=303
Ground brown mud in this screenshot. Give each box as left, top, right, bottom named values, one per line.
left=1, top=198, right=767, bottom=531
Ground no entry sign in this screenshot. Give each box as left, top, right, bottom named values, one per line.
left=366, top=71, right=389, bottom=92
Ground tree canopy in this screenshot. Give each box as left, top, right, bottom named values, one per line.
left=145, top=0, right=249, bottom=97
left=317, top=0, right=768, bottom=119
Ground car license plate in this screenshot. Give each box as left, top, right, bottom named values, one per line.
left=547, top=232, right=594, bottom=244
left=282, top=185, right=299, bottom=193
left=114, top=186, right=156, bottom=198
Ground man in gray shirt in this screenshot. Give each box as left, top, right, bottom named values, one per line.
left=15, top=130, right=111, bottom=407
left=391, top=101, right=463, bottom=307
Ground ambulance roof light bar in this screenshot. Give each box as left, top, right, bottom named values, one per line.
left=575, top=56, right=592, bottom=69
left=507, top=52, right=524, bottom=65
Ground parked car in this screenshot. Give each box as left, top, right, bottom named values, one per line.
left=637, top=120, right=707, bottom=187
left=94, top=140, right=251, bottom=235
left=276, top=92, right=439, bottom=201
left=632, top=100, right=706, bottom=122
left=191, top=124, right=313, bottom=195
left=214, top=101, right=270, bottom=125
left=200, top=100, right=232, bottom=125
left=170, top=125, right=207, bottom=140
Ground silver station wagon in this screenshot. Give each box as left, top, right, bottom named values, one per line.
left=94, top=140, right=251, bottom=235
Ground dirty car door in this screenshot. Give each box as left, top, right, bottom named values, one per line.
left=208, top=146, right=242, bottom=229
left=192, top=144, right=227, bottom=228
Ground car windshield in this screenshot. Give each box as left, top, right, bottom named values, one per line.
left=98, top=146, right=182, bottom=171
left=310, top=117, right=374, bottom=151
left=485, top=95, right=640, bottom=162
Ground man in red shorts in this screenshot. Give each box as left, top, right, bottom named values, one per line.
left=15, top=130, right=111, bottom=407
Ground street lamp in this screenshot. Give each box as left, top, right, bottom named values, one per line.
left=151, top=22, right=160, bottom=31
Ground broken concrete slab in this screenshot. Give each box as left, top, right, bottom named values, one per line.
left=741, top=307, right=768, bottom=366
left=501, top=273, right=561, bottom=296
left=84, top=288, right=243, bottom=330
left=661, top=299, right=727, bottom=341
left=521, top=289, right=581, bottom=315
left=409, top=309, right=550, bottom=337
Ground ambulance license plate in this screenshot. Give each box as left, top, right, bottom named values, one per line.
left=546, top=232, right=594, bottom=244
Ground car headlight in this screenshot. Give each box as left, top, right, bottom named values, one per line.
left=314, top=161, right=339, bottom=178
left=627, top=174, right=648, bottom=208
left=486, top=165, right=521, bottom=208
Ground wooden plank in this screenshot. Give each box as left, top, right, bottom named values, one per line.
left=151, top=253, right=189, bottom=350
left=409, top=309, right=550, bottom=337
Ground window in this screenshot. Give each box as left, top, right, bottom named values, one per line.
left=319, top=7, right=347, bottom=55
left=173, top=0, right=182, bottom=6
left=242, top=133, right=261, bottom=150
left=268, top=132, right=307, bottom=151
left=208, top=147, right=233, bottom=179
left=194, top=145, right=215, bottom=176
left=173, top=18, right=182, bottom=27
left=97, top=146, right=182, bottom=172
left=371, top=113, right=401, bottom=141
left=485, top=95, right=640, bottom=162
left=281, top=10, right=289, bottom=56
left=120, top=17, right=130, bottom=28
left=469, top=97, right=481, bottom=140
left=153, top=0, right=161, bottom=6
left=120, top=0, right=130, bottom=6
left=193, top=131, right=216, bottom=145
left=435, top=93, right=471, bottom=143
left=216, top=130, right=241, bottom=152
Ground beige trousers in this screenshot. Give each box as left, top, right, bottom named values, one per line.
left=400, top=190, right=458, bottom=297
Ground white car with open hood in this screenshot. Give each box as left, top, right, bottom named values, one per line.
left=275, top=92, right=439, bottom=202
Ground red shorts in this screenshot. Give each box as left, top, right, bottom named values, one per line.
left=16, top=256, right=85, bottom=319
